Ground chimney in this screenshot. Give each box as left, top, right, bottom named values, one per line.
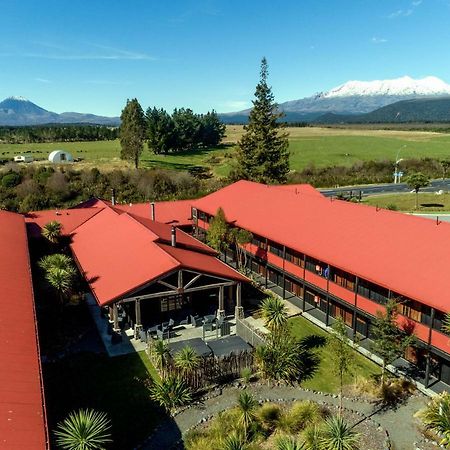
left=171, top=226, right=176, bottom=247
left=111, top=188, right=116, bottom=206
left=150, top=202, right=155, bottom=221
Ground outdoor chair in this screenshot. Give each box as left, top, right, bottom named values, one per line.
left=190, top=315, right=202, bottom=327
left=139, top=329, right=147, bottom=342
left=156, top=329, right=165, bottom=340
left=168, top=318, right=175, bottom=328
left=178, top=316, right=189, bottom=327
left=147, top=324, right=159, bottom=336
left=203, top=321, right=214, bottom=332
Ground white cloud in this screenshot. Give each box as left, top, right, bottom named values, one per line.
left=412, top=0, right=422, bottom=6
left=372, top=37, right=388, bottom=44
left=35, top=78, right=51, bottom=83
left=388, top=0, right=421, bottom=18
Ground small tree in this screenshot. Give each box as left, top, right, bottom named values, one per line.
left=320, top=415, right=360, bottom=450
left=54, top=408, right=112, bottom=450
left=41, top=220, right=62, bottom=244
left=174, top=346, right=200, bottom=386
left=259, top=294, right=288, bottom=333
left=119, top=98, right=146, bottom=168
left=441, top=159, right=450, bottom=180
left=149, top=339, right=170, bottom=375
left=206, top=207, right=230, bottom=255
left=230, top=228, right=253, bottom=272
left=149, top=375, right=192, bottom=415
left=405, top=172, right=430, bottom=209
left=236, top=390, right=257, bottom=435
left=328, top=318, right=354, bottom=413
left=371, top=299, right=415, bottom=385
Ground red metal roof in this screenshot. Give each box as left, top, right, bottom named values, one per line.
left=70, top=207, right=246, bottom=306
left=193, top=180, right=450, bottom=313
left=24, top=208, right=102, bottom=238
left=0, top=211, right=48, bottom=449
left=75, top=198, right=193, bottom=226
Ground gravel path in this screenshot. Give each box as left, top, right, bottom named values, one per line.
left=140, top=384, right=429, bottom=450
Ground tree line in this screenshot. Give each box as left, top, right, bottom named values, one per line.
left=119, top=101, right=226, bottom=168
left=0, top=125, right=118, bottom=144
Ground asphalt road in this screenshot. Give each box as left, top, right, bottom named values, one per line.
left=320, top=178, right=450, bottom=197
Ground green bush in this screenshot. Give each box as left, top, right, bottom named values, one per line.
left=1, top=172, right=21, bottom=188
left=256, top=403, right=282, bottom=432
left=279, top=401, right=322, bottom=433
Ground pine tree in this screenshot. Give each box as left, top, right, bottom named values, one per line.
left=119, top=98, right=146, bottom=168
left=234, top=57, right=289, bottom=184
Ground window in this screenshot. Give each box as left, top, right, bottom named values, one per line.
left=357, top=279, right=389, bottom=305
left=305, top=256, right=326, bottom=276
left=285, top=247, right=305, bottom=267
left=252, top=234, right=267, bottom=250
left=198, top=210, right=207, bottom=221
left=268, top=240, right=283, bottom=257
left=331, top=267, right=355, bottom=291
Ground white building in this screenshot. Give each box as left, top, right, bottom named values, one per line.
left=48, top=150, right=74, bottom=163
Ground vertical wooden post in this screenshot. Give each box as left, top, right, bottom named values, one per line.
left=218, top=285, right=225, bottom=319
left=134, top=298, right=143, bottom=339
left=352, top=276, right=359, bottom=341
left=425, top=307, right=435, bottom=388
left=112, top=303, right=120, bottom=332
left=235, top=282, right=243, bottom=319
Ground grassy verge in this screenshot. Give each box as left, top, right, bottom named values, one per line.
left=363, top=192, right=450, bottom=212
left=43, top=351, right=162, bottom=450
left=289, top=316, right=380, bottom=393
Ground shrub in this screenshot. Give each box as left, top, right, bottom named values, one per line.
left=256, top=403, right=282, bottom=432
left=279, top=401, right=322, bottom=433
left=241, top=367, right=253, bottom=383
left=1, top=172, right=21, bottom=188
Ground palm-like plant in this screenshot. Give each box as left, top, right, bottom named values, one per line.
left=54, top=408, right=112, bottom=450
left=42, top=220, right=62, bottom=243
left=46, top=266, right=76, bottom=301
left=416, top=392, right=450, bottom=447
left=442, top=313, right=450, bottom=336
left=236, top=390, right=257, bottom=434
left=149, top=375, right=192, bottom=415
left=320, top=416, right=360, bottom=450
left=174, top=345, right=200, bottom=378
left=223, top=431, right=248, bottom=450
left=39, top=253, right=74, bottom=272
left=259, top=294, right=288, bottom=332
left=276, top=435, right=305, bottom=450
left=303, top=424, right=323, bottom=450
left=149, top=339, right=170, bottom=372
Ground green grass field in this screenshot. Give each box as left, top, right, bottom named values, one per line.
left=363, top=192, right=450, bottom=212
left=2, top=126, right=450, bottom=176
left=289, top=316, right=380, bottom=393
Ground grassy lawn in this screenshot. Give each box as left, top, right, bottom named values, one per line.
left=43, top=351, right=162, bottom=450
left=289, top=316, right=380, bottom=393
left=2, top=126, right=450, bottom=176
left=363, top=192, right=450, bottom=212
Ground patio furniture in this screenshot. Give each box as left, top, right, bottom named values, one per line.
left=139, top=329, right=147, bottom=342
left=178, top=316, right=189, bottom=326
left=203, top=314, right=216, bottom=324
left=203, top=321, right=214, bottom=332
left=168, top=318, right=175, bottom=328
left=190, top=315, right=202, bottom=327
left=156, top=329, right=165, bottom=340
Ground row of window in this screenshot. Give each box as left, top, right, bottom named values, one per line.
left=196, top=209, right=447, bottom=334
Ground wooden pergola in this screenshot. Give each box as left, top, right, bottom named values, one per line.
left=108, top=268, right=243, bottom=336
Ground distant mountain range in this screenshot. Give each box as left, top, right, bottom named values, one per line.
left=220, top=76, right=450, bottom=124
left=0, top=97, right=120, bottom=126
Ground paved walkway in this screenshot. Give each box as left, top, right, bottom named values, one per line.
left=141, top=384, right=429, bottom=450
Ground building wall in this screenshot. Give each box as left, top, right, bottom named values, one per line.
left=193, top=207, right=450, bottom=386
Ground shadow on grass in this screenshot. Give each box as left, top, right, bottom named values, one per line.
left=43, top=351, right=173, bottom=450
left=300, top=334, right=327, bottom=350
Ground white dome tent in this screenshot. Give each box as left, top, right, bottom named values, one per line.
left=48, top=150, right=74, bottom=163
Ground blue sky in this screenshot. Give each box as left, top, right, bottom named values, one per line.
left=1, top=0, right=449, bottom=116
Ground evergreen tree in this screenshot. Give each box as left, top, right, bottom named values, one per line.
left=119, top=98, right=146, bottom=168
left=199, top=110, right=226, bottom=147
left=371, top=299, right=415, bottom=385
left=146, top=107, right=175, bottom=154
left=234, top=57, right=289, bottom=184
left=206, top=207, right=230, bottom=254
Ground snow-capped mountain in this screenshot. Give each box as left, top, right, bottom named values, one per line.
left=0, top=97, right=119, bottom=126
left=220, top=76, right=450, bottom=123
left=318, top=76, right=450, bottom=98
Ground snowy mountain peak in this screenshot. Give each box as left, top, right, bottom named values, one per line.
left=320, top=76, right=450, bottom=98
left=7, top=96, right=29, bottom=101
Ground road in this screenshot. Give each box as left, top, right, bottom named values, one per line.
left=320, top=178, right=450, bottom=197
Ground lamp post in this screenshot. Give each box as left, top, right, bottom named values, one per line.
left=394, top=146, right=406, bottom=184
